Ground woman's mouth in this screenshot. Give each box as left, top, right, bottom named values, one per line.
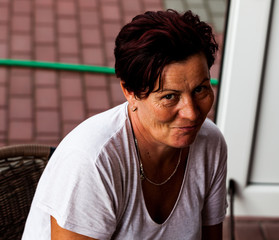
left=175, top=125, right=199, bottom=133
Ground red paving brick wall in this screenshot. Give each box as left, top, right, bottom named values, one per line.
left=0, top=0, right=221, bottom=146
left=0, top=0, right=164, bottom=146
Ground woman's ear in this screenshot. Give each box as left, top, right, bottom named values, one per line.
left=120, top=81, right=137, bottom=107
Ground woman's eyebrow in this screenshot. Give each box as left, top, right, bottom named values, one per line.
left=191, top=77, right=211, bottom=87
left=158, top=88, right=181, bottom=93
left=199, top=77, right=211, bottom=84
left=156, top=76, right=211, bottom=94
left=160, top=78, right=210, bottom=91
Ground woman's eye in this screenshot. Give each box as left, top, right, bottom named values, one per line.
left=163, top=94, right=174, bottom=100
left=194, top=86, right=204, bottom=93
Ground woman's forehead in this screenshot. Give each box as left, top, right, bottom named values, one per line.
left=159, top=55, right=209, bottom=89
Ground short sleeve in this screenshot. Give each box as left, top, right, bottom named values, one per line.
left=201, top=133, right=228, bottom=226
left=35, top=146, right=118, bottom=239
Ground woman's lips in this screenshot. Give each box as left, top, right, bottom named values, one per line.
left=174, top=125, right=199, bottom=133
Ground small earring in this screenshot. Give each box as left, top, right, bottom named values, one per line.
left=132, top=107, right=137, bottom=112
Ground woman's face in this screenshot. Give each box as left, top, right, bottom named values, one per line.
left=128, top=53, right=214, bottom=149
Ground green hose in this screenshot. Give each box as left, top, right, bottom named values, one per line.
left=210, top=78, right=219, bottom=86
left=0, top=59, right=218, bottom=85
left=0, top=59, right=115, bottom=74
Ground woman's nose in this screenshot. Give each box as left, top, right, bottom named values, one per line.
left=179, top=97, right=199, bottom=121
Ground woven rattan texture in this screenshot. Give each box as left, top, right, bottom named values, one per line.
left=0, top=145, right=53, bottom=240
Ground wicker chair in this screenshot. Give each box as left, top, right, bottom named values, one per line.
left=0, top=144, right=55, bottom=240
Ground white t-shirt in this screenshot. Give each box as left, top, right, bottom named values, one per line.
left=22, top=102, right=227, bottom=240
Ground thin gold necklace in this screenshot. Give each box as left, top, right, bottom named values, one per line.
left=134, top=138, right=182, bottom=186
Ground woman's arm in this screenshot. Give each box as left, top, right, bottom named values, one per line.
left=202, top=222, right=223, bottom=240
left=51, top=216, right=98, bottom=240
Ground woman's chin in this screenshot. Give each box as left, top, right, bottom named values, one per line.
left=172, top=135, right=198, bottom=148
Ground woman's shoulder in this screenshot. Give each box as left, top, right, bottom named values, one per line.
left=56, top=102, right=130, bottom=160
left=194, top=118, right=227, bottom=151
left=199, top=118, right=225, bottom=140
left=189, top=119, right=227, bottom=173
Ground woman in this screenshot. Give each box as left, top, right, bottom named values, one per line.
left=22, top=9, right=227, bottom=240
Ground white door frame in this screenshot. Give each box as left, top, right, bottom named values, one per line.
left=216, top=0, right=279, bottom=216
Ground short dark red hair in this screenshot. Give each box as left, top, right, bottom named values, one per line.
left=114, top=9, right=218, bottom=98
